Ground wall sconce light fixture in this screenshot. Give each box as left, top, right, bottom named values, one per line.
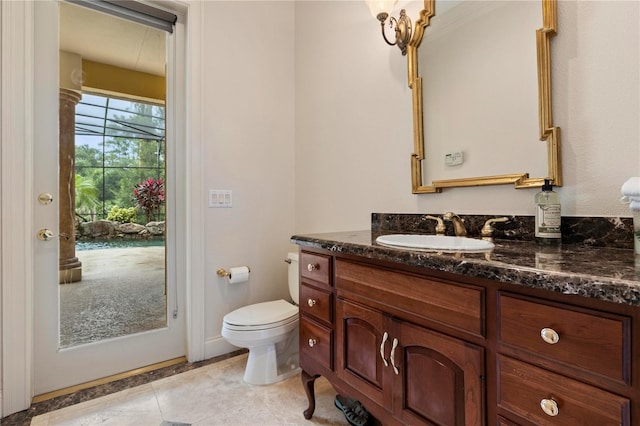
left=366, top=0, right=412, bottom=55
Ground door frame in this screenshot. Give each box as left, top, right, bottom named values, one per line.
left=0, top=0, right=205, bottom=416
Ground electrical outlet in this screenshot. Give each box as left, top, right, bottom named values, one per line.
left=208, top=189, right=233, bottom=208
left=445, top=151, right=464, bottom=166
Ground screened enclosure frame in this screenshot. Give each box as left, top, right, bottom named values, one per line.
left=74, top=92, right=166, bottom=222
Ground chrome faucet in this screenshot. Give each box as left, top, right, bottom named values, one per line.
left=443, top=212, right=467, bottom=237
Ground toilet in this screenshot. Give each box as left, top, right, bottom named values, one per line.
left=221, top=252, right=300, bottom=385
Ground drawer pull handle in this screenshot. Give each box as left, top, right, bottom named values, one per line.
left=307, top=298, right=316, bottom=307
left=308, top=338, right=317, bottom=348
left=307, top=263, right=319, bottom=272
left=540, top=398, right=559, bottom=417
left=540, top=327, right=560, bottom=345
left=390, top=338, right=399, bottom=375
left=380, top=332, right=389, bottom=367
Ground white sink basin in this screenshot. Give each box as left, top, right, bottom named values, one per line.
left=376, top=234, right=494, bottom=252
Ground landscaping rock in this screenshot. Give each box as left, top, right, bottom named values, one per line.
left=79, top=220, right=116, bottom=238
left=116, top=223, right=146, bottom=234
left=146, top=221, right=165, bottom=236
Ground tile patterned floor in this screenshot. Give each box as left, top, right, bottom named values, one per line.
left=28, top=354, right=349, bottom=426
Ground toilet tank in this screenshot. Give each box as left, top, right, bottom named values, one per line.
left=287, top=252, right=299, bottom=305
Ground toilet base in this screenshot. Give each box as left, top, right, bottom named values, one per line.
left=243, top=327, right=300, bottom=385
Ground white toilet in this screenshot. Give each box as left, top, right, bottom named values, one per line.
left=221, top=252, right=300, bottom=385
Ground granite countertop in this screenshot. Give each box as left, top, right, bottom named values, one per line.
left=291, top=230, right=640, bottom=307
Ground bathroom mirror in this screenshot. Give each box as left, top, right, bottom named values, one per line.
left=408, top=0, right=561, bottom=193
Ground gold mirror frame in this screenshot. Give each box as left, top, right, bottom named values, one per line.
left=408, top=0, right=561, bottom=193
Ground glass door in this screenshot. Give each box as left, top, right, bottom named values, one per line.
left=33, top=0, right=185, bottom=397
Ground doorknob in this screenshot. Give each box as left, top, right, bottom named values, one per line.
left=37, top=229, right=70, bottom=241
left=38, top=193, right=54, bottom=205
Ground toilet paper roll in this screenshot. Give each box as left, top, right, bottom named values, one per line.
left=228, top=266, right=250, bottom=284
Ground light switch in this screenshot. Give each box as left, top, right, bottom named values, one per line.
left=209, top=189, right=233, bottom=208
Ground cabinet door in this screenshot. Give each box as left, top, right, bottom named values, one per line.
left=393, top=320, right=485, bottom=426
left=336, top=299, right=392, bottom=406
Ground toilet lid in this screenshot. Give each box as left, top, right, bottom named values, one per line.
left=223, top=299, right=298, bottom=327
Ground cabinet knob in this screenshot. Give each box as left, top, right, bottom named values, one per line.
left=307, top=263, right=319, bottom=272
left=540, top=327, right=560, bottom=345
left=308, top=338, right=317, bottom=348
left=540, top=398, right=559, bottom=416
left=307, top=298, right=316, bottom=307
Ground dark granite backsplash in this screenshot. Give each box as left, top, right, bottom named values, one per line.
left=372, top=213, right=634, bottom=250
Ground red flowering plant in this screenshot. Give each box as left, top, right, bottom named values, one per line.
left=133, top=178, right=165, bottom=224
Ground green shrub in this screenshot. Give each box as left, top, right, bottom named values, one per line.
left=106, top=206, right=138, bottom=223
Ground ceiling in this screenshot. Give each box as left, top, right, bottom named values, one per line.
left=59, top=1, right=166, bottom=77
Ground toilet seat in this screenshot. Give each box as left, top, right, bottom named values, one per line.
left=223, top=299, right=298, bottom=332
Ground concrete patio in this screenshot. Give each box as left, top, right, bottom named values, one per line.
left=60, top=246, right=166, bottom=347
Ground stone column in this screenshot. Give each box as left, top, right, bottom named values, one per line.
left=59, top=88, right=82, bottom=283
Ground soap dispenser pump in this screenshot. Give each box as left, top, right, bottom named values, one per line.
left=535, top=179, right=561, bottom=245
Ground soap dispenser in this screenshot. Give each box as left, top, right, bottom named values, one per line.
left=535, top=179, right=561, bottom=245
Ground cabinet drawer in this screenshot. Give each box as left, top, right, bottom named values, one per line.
left=497, top=417, right=521, bottom=426
left=498, top=294, right=630, bottom=383
left=300, top=284, right=332, bottom=325
left=335, top=259, right=484, bottom=337
left=498, top=355, right=630, bottom=425
left=300, top=316, right=332, bottom=371
left=300, top=252, right=331, bottom=287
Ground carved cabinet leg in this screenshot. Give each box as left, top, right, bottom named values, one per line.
left=301, top=369, right=320, bottom=419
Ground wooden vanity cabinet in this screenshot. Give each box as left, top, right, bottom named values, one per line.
left=300, top=249, right=485, bottom=425
left=298, top=247, right=638, bottom=425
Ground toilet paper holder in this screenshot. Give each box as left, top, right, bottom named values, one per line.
left=217, top=266, right=251, bottom=277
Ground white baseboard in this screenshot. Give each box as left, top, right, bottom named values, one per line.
left=204, top=335, right=239, bottom=360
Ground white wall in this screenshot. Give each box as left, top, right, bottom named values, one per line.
left=294, top=0, right=640, bottom=233
left=554, top=0, right=640, bottom=215
left=200, top=1, right=297, bottom=356
left=295, top=0, right=419, bottom=233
